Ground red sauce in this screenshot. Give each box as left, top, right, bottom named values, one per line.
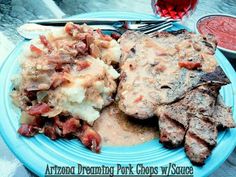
left=198, top=16, right=236, bottom=51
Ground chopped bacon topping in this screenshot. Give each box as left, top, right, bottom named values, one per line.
left=96, top=29, right=112, bottom=41
left=77, top=60, right=91, bottom=71
left=30, top=44, right=42, bottom=55
left=65, top=22, right=74, bottom=35
left=28, top=103, right=50, bottom=116
left=134, top=95, right=144, bottom=103
left=75, top=33, right=87, bottom=41
left=111, top=33, right=121, bottom=40
left=89, top=44, right=100, bottom=58
left=44, top=125, right=58, bottom=140
left=178, top=61, right=202, bottom=70
left=65, top=22, right=79, bottom=35
left=25, top=90, right=37, bottom=101
left=86, top=34, right=94, bottom=47
left=51, top=73, right=70, bottom=89
left=18, top=124, right=38, bottom=137
left=39, top=35, right=53, bottom=51
left=74, top=41, right=88, bottom=56
left=77, top=123, right=101, bottom=153
left=62, top=118, right=80, bottom=135
left=16, top=22, right=111, bottom=153
left=53, top=116, right=64, bottom=128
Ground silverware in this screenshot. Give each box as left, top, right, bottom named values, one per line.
left=29, top=17, right=175, bottom=25
left=18, top=18, right=174, bottom=40
left=126, top=19, right=173, bottom=35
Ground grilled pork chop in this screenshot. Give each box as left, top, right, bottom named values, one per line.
left=118, top=30, right=235, bottom=165
left=156, top=83, right=234, bottom=165
left=117, top=30, right=218, bottom=119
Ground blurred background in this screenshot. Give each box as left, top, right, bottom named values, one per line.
left=0, top=0, right=236, bottom=176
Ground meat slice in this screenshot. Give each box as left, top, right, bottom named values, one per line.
left=158, top=114, right=186, bottom=148
left=182, top=86, right=217, bottom=118
left=155, top=84, right=234, bottom=165
left=185, top=132, right=211, bottom=166
left=211, top=96, right=235, bottom=128
left=156, top=104, right=188, bottom=148
left=156, top=85, right=217, bottom=149
left=185, top=116, right=217, bottom=166
left=117, top=30, right=222, bottom=119
left=187, top=116, right=217, bottom=144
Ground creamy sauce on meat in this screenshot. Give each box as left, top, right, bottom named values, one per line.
left=93, top=104, right=159, bottom=146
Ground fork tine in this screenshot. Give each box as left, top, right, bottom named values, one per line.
left=126, top=23, right=149, bottom=30
left=156, top=24, right=173, bottom=32
left=137, top=20, right=173, bottom=31
left=148, top=24, right=173, bottom=37
left=143, top=22, right=173, bottom=34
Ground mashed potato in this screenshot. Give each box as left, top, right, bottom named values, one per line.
left=49, top=56, right=119, bottom=123
left=12, top=22, right=120, bottom=124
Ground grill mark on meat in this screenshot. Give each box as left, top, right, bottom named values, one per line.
left=156, top=104, right=189, bottom=148
left=185, top=132, right=211, bottom=166
left=159, top=113, right=186, bottom=148
left=187, top=117, right=217, bottom=147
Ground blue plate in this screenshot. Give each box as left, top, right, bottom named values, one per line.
left=0, top=12, right=236, bottom=177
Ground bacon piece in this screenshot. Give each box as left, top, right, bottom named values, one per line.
left=77, top=123, right=101, bottom=153
left=30, top=44, right=42, bottom=55
left=65, top=22, right=79, bottom=35
left=51, top=73, right=70, bottom=89
left=62, top=118, right=80, bottom=135
left=39, top=35, right=53, bottom=51
left=74, top=41, right=88, bottom=56
left=25, top=90, right=37, bottom=101
left=178, top=61, right=202, bottom=70
left=77, top=60, right=91, bottom=71
left=28, top=103, right=50, bottom=116
left=96, top=29, right=112, bottom=41
left=111, top=33, right=121, bottom=40
left=75, top=33, right=87, bottom=40
left=89, top=44, right=100, bottom=58
left=18, top=124, right=38, bottom=137
left=44, top=125, right=58, bottom=140
left=53, top=116, right=64, bottom=129
left=86, top=34, right=94, bottom=47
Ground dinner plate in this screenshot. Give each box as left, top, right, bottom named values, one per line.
left=0, top=12, right=236, bottom=177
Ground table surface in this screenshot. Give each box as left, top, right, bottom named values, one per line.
left=0, top=0, right=236, bottom=176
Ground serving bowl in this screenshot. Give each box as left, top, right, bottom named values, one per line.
left=195, top=14, right=236, bottom=59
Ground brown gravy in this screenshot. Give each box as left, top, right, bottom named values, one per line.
left=93, top=104, right=159, bottom=146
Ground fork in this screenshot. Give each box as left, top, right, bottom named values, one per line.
left=110, top=18, right=174, bottom=36
left=123, top=19, right=173, bottom=36
left=17, top=19, right=174, bottom=40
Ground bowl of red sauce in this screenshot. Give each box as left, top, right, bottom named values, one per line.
left=196, top=14, right=236, bottom=59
